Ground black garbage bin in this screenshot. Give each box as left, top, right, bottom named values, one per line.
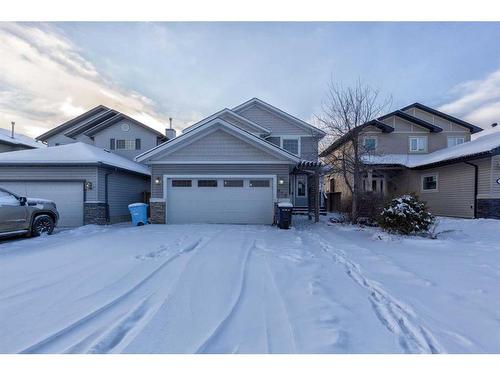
left=277, top=202, right=293, bottom=229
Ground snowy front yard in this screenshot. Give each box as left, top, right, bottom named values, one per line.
left=0, top=217, right=499, bottom=354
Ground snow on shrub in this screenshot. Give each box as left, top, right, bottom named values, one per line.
left=378, top=194, right=435, bottom=235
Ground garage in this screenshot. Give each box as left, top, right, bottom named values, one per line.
left=0, top=181, right=84, bottom=227
left=166, top=176, right=275, bottom=224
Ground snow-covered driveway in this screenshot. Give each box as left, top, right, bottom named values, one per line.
left=0, top=217, right=499, bottom=354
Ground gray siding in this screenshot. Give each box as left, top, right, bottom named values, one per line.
left=151, top=164, right=291, bottom=200
left=0, top=165, right=98, bottom=201
left=156, top=129, right=289, bottom=162
left=101, top=167, right=149, bottom=223
left=220, top=113, right=265, bottom=134
left=392, top=162, right=486, bottom=218
left=236, top=104, right=313, bottom=136
left=490, top=155, right=500, bottom=196
left=301, top=137, right=319, bottom=161
left=361, top=115, right=471, bottom=155
left=403, top=106, right=475, bottom=132
left=93, top=119, right=161, bottom=160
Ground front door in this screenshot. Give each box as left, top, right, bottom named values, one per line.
left=294, top=175, right=308, bottom=207
left=0, top=189, right=28, bottom=232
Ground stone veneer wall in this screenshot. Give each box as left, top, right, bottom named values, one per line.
left=84, top=203, right=108, bottom=225
left=150, top=199, right=166, bottom=224
left=477, top=199, right=500, bottom=219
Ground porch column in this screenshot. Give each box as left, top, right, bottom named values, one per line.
left=382, top=172, right=388, bottom=195
left=367, top=169, right=373, bottom=192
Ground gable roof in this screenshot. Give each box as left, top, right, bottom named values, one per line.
left=182, top=108, right=271, bottom=135
left=232, top=98, right=326, bottom=137
left=0, top=142, right=150, bottom=175
left=136, top=117, right=301, bottom=163
left=401, top=102, right=483, bottom=134
left=0, top=128, right=45, bottom=149
left=36, top=105, right=166, bottom=141
left=82, top=112, right=166, bottom=139
left=36, top=105, right=110, bottom=141
left=378, top=110, right=443, bottom=133
left=319, top=119, right=394, bottom=157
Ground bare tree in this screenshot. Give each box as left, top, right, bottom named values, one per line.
left=317, top=78, right=391, bottom=222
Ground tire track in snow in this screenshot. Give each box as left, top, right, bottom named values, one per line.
left=262, top=254, right=298, bottom=353
left=19, top=239, right=203, bottom=354
left=308, top=232, right=443, bottom=354
left=194, top=240, right=254, bottom=354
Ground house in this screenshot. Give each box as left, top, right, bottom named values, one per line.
left=36, top=105, right=168, bottom=160
left=0, top=128, right=45, bottom=152
left=0, top=106, right=167, bottom=227
left=320, top=102, right=500, bottom=219
left=136, top=98, right=326, bottom=225
left=0, top=143, right=150, bottom=226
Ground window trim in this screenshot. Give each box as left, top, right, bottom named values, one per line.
left=296, top=175, right=308, bottom=198
left=421, top=173, right=439, bottom=192
left=409, top=136, right=428, bottom=153
left=447, top=136, right=465, bottom=148
left=280, top=136, right=301, bottom=156
left=363, top=136, right=378, bottom=152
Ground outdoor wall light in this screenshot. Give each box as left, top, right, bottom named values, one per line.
left=155, top=177, right=162, bottom=185
left=85, top=181, right=93, bottom=190
left=278, top=179, right=285, bottom=185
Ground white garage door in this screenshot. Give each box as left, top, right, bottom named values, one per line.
left=0, top=181, right=84, bottom=227
left=166, top=177, right=274, bottom=224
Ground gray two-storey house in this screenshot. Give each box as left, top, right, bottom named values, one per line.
left=321, top=103, right=500, bottom=219
left=136, top=98, right=326, bottom=225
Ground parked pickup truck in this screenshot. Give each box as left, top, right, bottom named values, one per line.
left=0, top=187, right=59, bottom=238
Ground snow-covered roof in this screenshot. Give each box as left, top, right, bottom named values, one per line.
left=364, top=132, right=500, bottom=168
left=0, top=128, right=45, bottom=149
left=0, top=142, right=150, bottom=175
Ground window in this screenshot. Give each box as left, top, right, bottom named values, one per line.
left=116, top=139, right=137, bottom=150
left=0, top=190, right=19, bottom=206
left=224, top=180, right=244, bottom=187
left=409, top=136, right=427, bottom=152
left=447, top=137, right=465, bottom=147
left=297, top=176, right=307, bottom=197
left=266, top=136, right=281, bottom=146
left=172, top=179, right=192, bottom=187
left=422, top=174, right=438, bottom=191
left=363, top=137, right=377, bottom=151
left=198, top=179, right=218, bottom=187
left=282, top=138, right=299, bottom=155
left=249, top=180, right=270, bottom=188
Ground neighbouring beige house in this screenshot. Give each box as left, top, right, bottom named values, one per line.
left=320, top=102, right=500, bottom=219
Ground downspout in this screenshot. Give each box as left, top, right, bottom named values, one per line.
left=464, top=161, right=478, bottom=219
left=104, top=171, right=113, bottom=223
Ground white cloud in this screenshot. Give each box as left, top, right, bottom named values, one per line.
left=439, top=69, right=500, bottom=129
left=0, top=23, right=171, bottom=138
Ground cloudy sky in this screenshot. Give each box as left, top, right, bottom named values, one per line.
left=2, top=22, right=500, bottom=138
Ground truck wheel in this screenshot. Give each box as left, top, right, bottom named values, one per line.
left=32, top=215, right=55, bottom=236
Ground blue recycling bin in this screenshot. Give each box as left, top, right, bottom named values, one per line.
left=128, top=203, right=148, bottom=226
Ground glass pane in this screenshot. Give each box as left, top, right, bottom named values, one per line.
left=224, top=180, right=244, bottom=187
left=250, top=180, right=270, bottom=188
left=198, top=179, right=218, bottom=187
left=266, top=137, right=281, bottom=146
left=364, top=138, right=376, bottom=151
left=282, top=139, right=299, bottom=155
left=297, top=178, right=306, bottom=196
left=172, top=179, right=192, bottom=187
